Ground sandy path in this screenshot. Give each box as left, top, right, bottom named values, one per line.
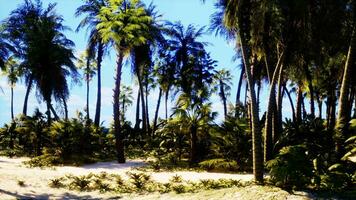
left=0, top=156, right=254, bottom=199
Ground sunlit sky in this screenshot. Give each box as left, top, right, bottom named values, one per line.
left=0, top=0, right=295, bottom=126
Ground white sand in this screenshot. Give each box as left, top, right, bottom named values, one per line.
left=0, top=156, right=254, bottom=199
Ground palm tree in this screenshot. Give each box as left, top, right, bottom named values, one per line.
left=75, top=0, right=108, bottom=126
left=165, top=22, right=206, bottom=95
left=97, top=0, right=151, bottom=163
left=76, top=50, right=97, bottom=120
left=173, top=93, right=216, bottom=164
left=119, top=84, right=133, bottom=124
left=5, top=1, right=78, bottom=123
left=2, top=57, right=21, bottom=120
left=0, top=24, right=13, bottom=69
left=213, top=69, right=232, bottom=119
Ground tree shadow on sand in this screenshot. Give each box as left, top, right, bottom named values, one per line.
left=0, top=188, right=122, bottom=200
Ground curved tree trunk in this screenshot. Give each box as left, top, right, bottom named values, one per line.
left=336, top=27, right=355, bottom=155
left=114, top=52, right=125, bottom=163
left=153, top=88, right=162, bottom=134
left=264, top=53, right=284, bottom=162
left=23, top=75, right=34, bottom=116
left=235, top=66, right=245, bottom=117
left=137, top=72, right=147, bottom=133
left=94, top=42, right=104, bottom=126
left=239, top=36, right=263, bottom=183
left=275, top=68, right=284, bottom=147
left=134, top=89, right=141, bottom=129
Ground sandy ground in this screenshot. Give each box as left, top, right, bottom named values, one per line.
left=0, top=156, right=254, bottom=199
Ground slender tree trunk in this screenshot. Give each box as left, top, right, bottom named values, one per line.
left=284, top=85, right=296, bottom=122
left=114, top=52, right=125, bottom=163
left=304, top=64, right=315, bottom=117
left=137, top=72, right=147, bottom=132
left=276, top=70, right=284, bottom=146
left=94, top=43, right=104, bottom=126
left=153, top=88, right=162, bottom=134
left=190, top=125, right=198, bottom=164
left=49, top=104, right=59, bottom=120
left=86, top=59, right=90, bottom=120
left=165, top=91, right=169, bottom=120
left=23, top=75, right=33, bottom=116
left=46, top=101, right=52, bottom=125
left=336, top=28, right=355, bottom=155
left=302, top=95, right=307, bottom=119
left=220, top=80, right=228, bottom=119
left=63, top=98, right=68, bottom=120
left=316, top=96, right=323, bottom=119
left=145, top=84, right=151, bottom=134
left=135, top=89, right=140, bottom=129
left=296, top=86, right=303, bottom=125
left=235, top=67, right=245, bottom=117
left=239, top=36, right=263, bottom=183
left=264, top=53, right=284, bottom=162
left=353, top=95, right=356, bottom=118
left=11, top=87, right=14, bottom=120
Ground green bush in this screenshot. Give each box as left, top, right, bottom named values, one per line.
left=266, top=145, right=313, bottom=189
left=199, top=158, right=238, bottom=172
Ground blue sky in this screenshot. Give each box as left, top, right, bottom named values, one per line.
left=0, top=0, right=295, bottom=126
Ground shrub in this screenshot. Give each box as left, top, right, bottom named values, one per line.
left=266, top=145, right=313, bottom=189
left=170, top=174, right=183, bottom=183
left=17, top=180, right=25, bottom=187
left=127, top=172, right=151, bottom=190
left=49, top=177, right=65, bottom=188
left=199, top=159, right=238, bottom=172
left=67, top=174, right=93, bottom=191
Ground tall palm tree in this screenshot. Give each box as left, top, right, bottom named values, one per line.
left=76, top=50, right=97, bottom=120
left=97, top=0, right=151, bottom=163
left=2, top=57, right=21, bottom=120
left=6, top=1, right=78, bottom=123
left=119, top=84, right=133, bottom=124
left=213, top=69, right=232, bottom=119
left=75, top=0, right=108, bottom=126
left=165, top=22, right=206, bottom=96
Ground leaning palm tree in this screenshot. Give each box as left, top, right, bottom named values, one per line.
left=97, top=0, right=151, bottom=163
left=75, top=0, right=108, bottom=126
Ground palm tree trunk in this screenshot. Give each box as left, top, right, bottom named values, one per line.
left=220, top=80, right=228, bottom=119
left=239, top=36, right=263, bottom=183
left=134, top=89, right=140, bottom=129
left=46, top=101, right=52, bottom=125
left=94, top=42, right=104, bottom=126
left=153, top=88, right=162, bottom=134
left=235, top=66, right=245, bottom=117
left=284, top=85, right=296, bottom=122
left=86, top=64, right=90, bottom=120
left=49, top=104, right=59, bottom=120
left=296, top=86, right=303, bottom=124
left=190, top=125, right=198, bottom=164
left=276, top=68, right=284, bottom=146
left=165, top=91, right=169, bottom=120
left=11, top=86, right=14, bottom=120
left=264, top=53, right=284, bottom=162
left=145, top=84, right=151, bottom=134
left=336, top=27, right=355, bottom=155
left=63, top=98, right=68, bottom=120
left=304, top=64, right=315, bottom=117
left=114, top=52, right=125, bottom=163
left=23, top=75, right=33, bottom=116
left=137, top=72, right=147, bottom=132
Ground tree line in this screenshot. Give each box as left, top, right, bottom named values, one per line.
left=0, top=0, right=356, bottom=189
